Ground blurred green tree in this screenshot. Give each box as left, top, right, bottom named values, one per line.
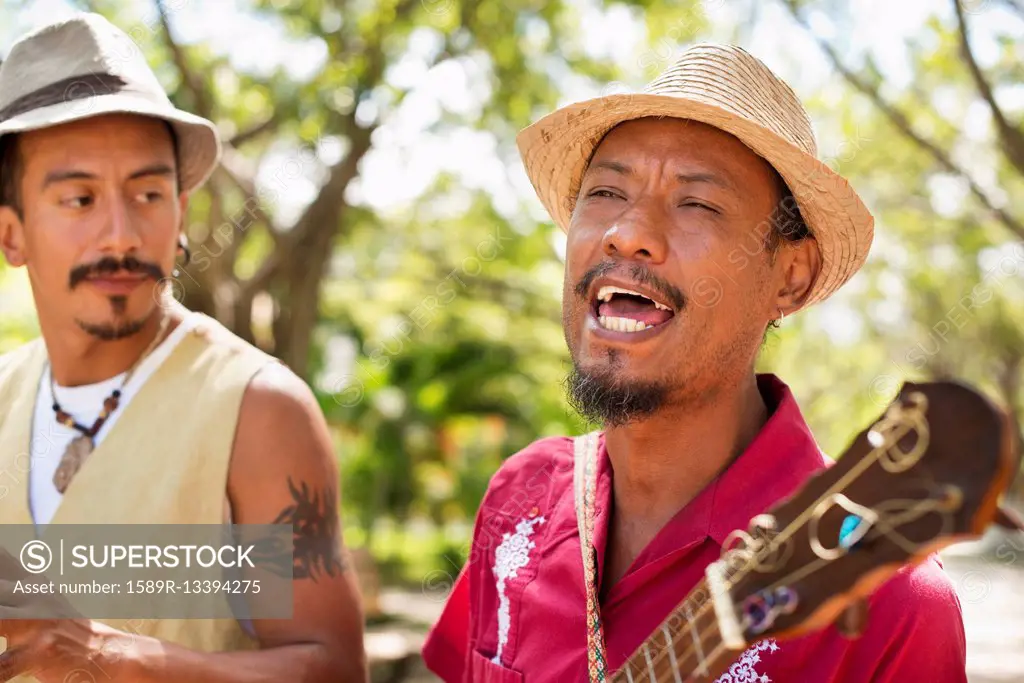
left=2, top=0, right=1020, bottom=544
left=771, top=0, right=1023, bottom=489
left=44, top=0, right=718, bottom=535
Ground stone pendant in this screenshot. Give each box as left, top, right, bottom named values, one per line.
left=53, top=434, right=94, bottom=494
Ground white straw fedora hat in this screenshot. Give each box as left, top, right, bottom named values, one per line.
left=0, top=12, right=220, bottom=193
left=516, top=43, right=874, bottom=308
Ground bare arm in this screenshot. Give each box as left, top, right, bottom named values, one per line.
left=0, top=363, right=366, bottom=682
left=118, top=362, right=367, bottom=682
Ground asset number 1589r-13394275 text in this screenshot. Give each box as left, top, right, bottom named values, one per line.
left=126, top=579, right=261, bottom=594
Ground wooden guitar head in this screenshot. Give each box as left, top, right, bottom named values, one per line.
left=720, top=380, right=1019, bottom=643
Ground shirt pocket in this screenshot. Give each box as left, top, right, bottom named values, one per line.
left=469, top=649, right=525, bottom=683
left=472, top=509, right=551, bottom=662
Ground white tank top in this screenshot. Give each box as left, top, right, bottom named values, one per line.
left=29, top=313, right=200, bottom=527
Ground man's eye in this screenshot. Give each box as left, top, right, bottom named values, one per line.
left=62, top=196, right=93, bottom=209
left=681, top=201, right=719, bottom=214
left=137, top=191, right=163, bottom=204
left=589, top=189, right=621, bottom=199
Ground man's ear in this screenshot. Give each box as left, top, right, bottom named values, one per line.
left=176, top=192, right=190, bottom=243
left=0, top=205, right=27, bottom=267
left=775, top=237, right=821, bottom=316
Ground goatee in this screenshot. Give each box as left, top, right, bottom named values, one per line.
left=564, top=358, right=668, bottom=427
left=75, top=315, right=148, bottom=341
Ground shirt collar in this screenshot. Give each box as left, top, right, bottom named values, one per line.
left=588, top=375, right=828, bottom=607
left=595, top=374, right=828, bottom=554
left=705, top=374, right=828, bottom=545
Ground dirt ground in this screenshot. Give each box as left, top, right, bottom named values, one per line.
left=943, top=544, right=1024, bottom=683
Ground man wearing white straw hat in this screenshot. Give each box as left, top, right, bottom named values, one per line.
left=423, top=44, right=967, bottom=682
left=0, top=13, right=366, bottom=682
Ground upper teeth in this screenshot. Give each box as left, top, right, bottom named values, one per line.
left=596, top=285, right=671, bottom=311
left=599, top=316, right=650, bottom=333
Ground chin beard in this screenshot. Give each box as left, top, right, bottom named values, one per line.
left=74, top=295, right=153, bottom=341
left=74, top=315, right=148, bottom=341
left=564, top=358, right=669, bottom=427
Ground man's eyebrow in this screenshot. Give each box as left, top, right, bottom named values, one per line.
left=41, top=169, right=96, bottom=190
left=128, top=163, right=176, bottom=181
left=41, top=163, right=176, bottom=191
left=589, top=161, right=737, bottom=193
left=589, top=160, right=634, bottom=177
left=676, top=171, right=737, bottom=193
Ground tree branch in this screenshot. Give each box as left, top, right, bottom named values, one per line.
left=953, top=0, right=1024, bottom=176
left=216, top=148, right=280, bottom=237
left=239, top=120, right=374, bottom=299
left=154, top=0, right=214, bottom=119
left=238, top=0, right=411, bottom=301
left=228, top=116, right=279, bottom=147
left=780, top=0, right=1024, bottom=241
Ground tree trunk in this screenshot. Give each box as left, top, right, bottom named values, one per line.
left=997, top=352, right=1024, bottom=495
left=276, top=215, right=338, bottom=374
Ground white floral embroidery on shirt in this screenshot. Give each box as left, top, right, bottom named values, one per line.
left=714, top=639, right=779, bottom=683
left=491, top=515, right=545, bottom=665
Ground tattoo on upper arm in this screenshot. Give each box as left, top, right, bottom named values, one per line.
left=272, top=477, right=346, bottom=581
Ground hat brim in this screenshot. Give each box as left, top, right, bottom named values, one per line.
left=516, top=93, right=874, bottom=309
left=0, top=92, right=221, bottom=194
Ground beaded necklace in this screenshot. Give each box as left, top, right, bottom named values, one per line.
left=50, top=314, right=170, bottom=494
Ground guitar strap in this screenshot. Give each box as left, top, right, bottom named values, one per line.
left=573, top=431, right=610, bottom=682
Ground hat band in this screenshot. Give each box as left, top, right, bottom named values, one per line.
left=0, top=72, right=154, bottom=123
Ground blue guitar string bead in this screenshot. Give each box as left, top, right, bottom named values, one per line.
left=839, top=514, right=862, bottom=550
left=743, top=594, right=770, bottom=634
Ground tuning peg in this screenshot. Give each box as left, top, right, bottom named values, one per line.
left=994, top=506, right=1024, bottom=533
left=836, top=598, right=868, bottom=639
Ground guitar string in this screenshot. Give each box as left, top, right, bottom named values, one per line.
left=619, top=403, right=932, bottom=682
left=650, top=450, right=941, bottom=681
left=649, top=457, right=937, bottom=679
left=643, top=496, right=947, bottom=683
left=749, top=495, right=956, bottom=600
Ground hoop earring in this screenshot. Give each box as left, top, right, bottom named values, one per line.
left=769, top=308, right=785, bottom=330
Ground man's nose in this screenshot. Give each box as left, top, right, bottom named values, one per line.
left=600, top=199, right=669, bottom=263
left=97, top=198, right=143, bottom=254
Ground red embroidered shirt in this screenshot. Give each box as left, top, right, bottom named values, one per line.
left=423, top=375, right=968, bottom=682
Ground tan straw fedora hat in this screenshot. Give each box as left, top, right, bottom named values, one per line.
left=0, top=12, right=220, bottom=193
left=516, top=43, right=874, bottom=308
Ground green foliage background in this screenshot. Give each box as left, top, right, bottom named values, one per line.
left=1, top=0, right=1021, bottom=580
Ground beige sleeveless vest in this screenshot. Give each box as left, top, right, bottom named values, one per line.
left=0, top=314, right=278, bottom=679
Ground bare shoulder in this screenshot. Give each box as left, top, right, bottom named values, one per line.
left=242, top=361, right=322, bottom=419
left=232, top=362, right=330, bottom=468
left=227, top=362, right=340, bottom=528
left=223, top=361, right=366, bottom=677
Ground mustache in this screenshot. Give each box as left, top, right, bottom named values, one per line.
left=68, top=256, right=165, bottom=290
left=573, top=260, right=686, bottom=311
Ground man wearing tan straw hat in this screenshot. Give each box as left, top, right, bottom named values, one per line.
left=0, top=13, right=366, bottom=683
left=423, top=44, right=967, bottom=682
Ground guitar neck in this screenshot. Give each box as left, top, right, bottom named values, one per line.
left=610, top=381, right=1018, bottom=682
left=610, top=576, right=743, bottom=683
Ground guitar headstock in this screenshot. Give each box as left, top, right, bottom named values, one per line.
left=712, top=380, right=1019, bottom=647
